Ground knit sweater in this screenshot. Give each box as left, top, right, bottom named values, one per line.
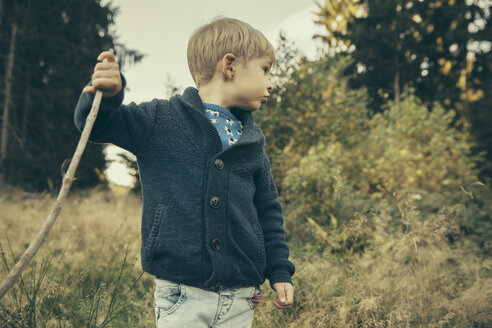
left=74, top=75, right=295, bottom=291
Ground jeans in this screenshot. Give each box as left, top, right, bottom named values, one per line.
left=154, top=278, right=262, bottom=328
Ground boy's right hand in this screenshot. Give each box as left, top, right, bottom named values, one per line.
left=82, top=51, right=122, bottom=98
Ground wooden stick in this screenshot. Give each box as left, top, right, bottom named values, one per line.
left=0, top=88, right=104, bottom=300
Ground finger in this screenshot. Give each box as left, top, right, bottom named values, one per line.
left=82, top=85, right=96, bottom=94
left=97, top=50, right=117, bottom=63
left=272, top=298, right=291, bottom=309
left=92, top=70, right=119, bottom=80
left=94, top=61, right=119, bottom=72
left=285, top=284, right=294, bottom=306
left=276, top=284, right=287, bottom=304
left=90, top=78, right=119, bottom=91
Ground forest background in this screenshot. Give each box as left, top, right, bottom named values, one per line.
left=0, top=0, right=491, bottom=327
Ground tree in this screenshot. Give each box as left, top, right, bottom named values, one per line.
left=0, top=21, right=15, bottom=184
left=255, top=33, right=371, bottom=193
left=0, top=0, right=143, bottom=191
left=314, top=0, right=492, bottom=179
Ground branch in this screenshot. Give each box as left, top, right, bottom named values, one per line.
left=0, top=88, right=104, bottom=300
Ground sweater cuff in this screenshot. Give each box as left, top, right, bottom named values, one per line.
left=268, top=273, right=293, bottom=291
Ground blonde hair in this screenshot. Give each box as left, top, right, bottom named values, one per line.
left=187, top=16, right=276, bottom=88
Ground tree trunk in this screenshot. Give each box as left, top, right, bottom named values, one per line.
left=0, top=23, right=17, bottom=184
left=0, top=87, right=107, bottom=301
left=0, top=0, right=3, bottom=32
left=394, top=53, right=400, bottom=104
left=21, top=75, right=31, bottom=146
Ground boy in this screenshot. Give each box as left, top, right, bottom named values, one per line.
left=75, top=17, right=295, bottom=327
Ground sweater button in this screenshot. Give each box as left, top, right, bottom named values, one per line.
left=211, top=238, right=222, bottom=250
left=210, top=196, right=221, bottom=208
left=215, top=158, right=224, bottom=169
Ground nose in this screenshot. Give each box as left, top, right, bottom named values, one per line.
left=266, top=79, right=273, bottom=93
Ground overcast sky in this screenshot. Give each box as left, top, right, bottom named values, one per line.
left=105, top=0, right=326, bottom=185
left=111, top=0, right=325, bottom=103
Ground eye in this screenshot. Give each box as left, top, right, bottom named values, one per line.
left=263, top=67, right=270, bottom=73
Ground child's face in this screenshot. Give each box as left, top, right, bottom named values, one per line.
left=229, top=56, right=273, bottom=111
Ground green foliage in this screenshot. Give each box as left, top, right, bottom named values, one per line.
left=350, top=88, right=483, bottom=198
left=0, top=240, right=147, bottom=327
left=315, top=0, right=492, bottom=111
left=314, top=0, right=492, bottom=180
left=256, top=51, right=371, bottom=192
left=281, top=141, right=373, bottom=250
left=273, top=71, right=486, bottom=254
left=453, top=178, right=492, bottom=257
left=1, top=186, right=491, bottom=327
left=253, top=192, right=492, bottom=327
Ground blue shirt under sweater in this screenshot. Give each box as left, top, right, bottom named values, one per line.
left=203, top=103, right=243, bottom=150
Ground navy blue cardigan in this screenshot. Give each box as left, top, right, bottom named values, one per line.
left=74, top=76, right=295, bottom=291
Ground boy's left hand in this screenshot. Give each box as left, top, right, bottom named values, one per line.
left=272, top=282, right=294, bottom=309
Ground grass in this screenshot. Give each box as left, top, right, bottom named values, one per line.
left=0, top=185, right=154, bottom=327
left=0, top=185, right=490, bottom=327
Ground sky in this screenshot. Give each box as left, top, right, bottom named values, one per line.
left=104, top=0, right=327, bottom=186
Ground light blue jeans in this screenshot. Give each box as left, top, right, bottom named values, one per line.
left=154, top=278, right=262, bottom=328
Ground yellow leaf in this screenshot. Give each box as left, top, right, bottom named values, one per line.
left=440, top=60, right=453, bottom=75
left=307, top=217, right=328, bottom=239
left=330, top=214, right=338, bottom=229
left=456, top=71, right=467, bottom=90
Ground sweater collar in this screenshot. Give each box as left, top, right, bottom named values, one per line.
left=175, top=87, right=264, bottom=157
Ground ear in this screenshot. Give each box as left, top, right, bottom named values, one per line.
left=221, top=53, right=236, bottom=80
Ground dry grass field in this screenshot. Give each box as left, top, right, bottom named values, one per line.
left=0, top=185, right=491, bottom=327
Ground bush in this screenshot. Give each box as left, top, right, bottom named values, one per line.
left=282, top=141, right=375, bottom=253
left=256, top=54, right=371, bottom=193
left=348, top=88, right=483, bottom=199
left=255, top=193, right=492, bottom=327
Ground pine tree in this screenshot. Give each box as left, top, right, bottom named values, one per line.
left=0, top=0, right=143, bottom=191
left=314, top=0, right=492, bottom=178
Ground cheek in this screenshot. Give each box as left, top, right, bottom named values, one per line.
left=256, top=74, right=268, bottom=86
left=244, top=80, right=263, bottom=93
left=251, top=84, right=265, bottom=95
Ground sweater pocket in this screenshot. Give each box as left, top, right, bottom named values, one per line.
left=231, top=166, right=256, bottom=190
left=251, top=223, right=266, bottom=274
left=144, top=204, right=166, bottom=260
